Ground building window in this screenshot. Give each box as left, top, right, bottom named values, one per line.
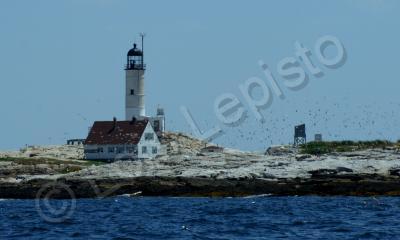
left=142, top=146, right=147, bottom=154
left=98, top=147, right=104, bottom=153
left=84, top=149, right=98, bottom=154
left=127, top=146, right=138, bottom=154
left=117, top=147, right=125, bottom=153
left=130, top=89, right=134, bottom=95
left=145, top=133, right=154, bottom=141
left=153, top=120, right=160, bottom=132
left=152, top=147, right=157, bottom=154
left=108, top=147, right=114, bottom=153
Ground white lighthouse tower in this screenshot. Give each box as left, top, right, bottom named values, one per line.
left=124, top=34, right=166, bottom=136
left=125, top=35, right=146, bottom=120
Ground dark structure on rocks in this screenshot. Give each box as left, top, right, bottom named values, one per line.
left=294, top=124, right=307, bottom=147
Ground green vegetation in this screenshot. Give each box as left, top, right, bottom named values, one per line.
left=300, top=140, right=396, bottom=155
left=85, top=160, right=107, bottom=166
left=0, top=157, right=105, bottom=166
left=59, top=165, right=83, bottom=174
left=0, top=157, right=69, bottom=165
left=0, top=157, right=105, bottom=175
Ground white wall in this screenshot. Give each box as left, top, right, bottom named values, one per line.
left=84, top=144, right=138, bottom=160
left=126, top=69, right=145, bottom=119
left=137, top=122, right=161, bottom=159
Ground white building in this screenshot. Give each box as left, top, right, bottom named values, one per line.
left=84, top=118, right=161, bottom=160
left=84, top=37, right=165, bottom=160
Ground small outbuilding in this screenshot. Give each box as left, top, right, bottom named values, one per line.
left=314, top=134, right=323, bottom=142
left=67, top=139, right=85, bottom=146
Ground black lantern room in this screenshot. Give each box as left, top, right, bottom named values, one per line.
left=126, top=43, right=145, bottom=70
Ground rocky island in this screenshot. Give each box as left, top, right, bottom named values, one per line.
left=1, top=132, right=400, bottom=199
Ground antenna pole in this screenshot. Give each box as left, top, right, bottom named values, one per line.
left=140, top=32, right=146, bottom=67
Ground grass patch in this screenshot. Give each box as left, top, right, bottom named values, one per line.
left=83, top=160, right=106, bottom=166
left=300, top=140, right=396, bottom=155
left=0, top=157, right=105, bottom=166
left=59, top=165, right=83, bottom=174
left=0, top=157, right=69, bottom=165
left=0, top=157, right=105, bottom=176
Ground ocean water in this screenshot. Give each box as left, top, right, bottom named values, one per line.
left=1, top=196, right=400, bottom=240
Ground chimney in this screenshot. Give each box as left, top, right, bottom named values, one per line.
left=130, top=117, right=137, bottom=124
left=109, top=117, right=117, bottom=134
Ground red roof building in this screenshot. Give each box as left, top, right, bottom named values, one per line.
left=84, top=118, right=161, bottom=160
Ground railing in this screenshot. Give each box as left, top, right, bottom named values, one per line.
left=125, top=64, right=146, bottom=70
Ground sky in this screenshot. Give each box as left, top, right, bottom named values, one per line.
left=0, top=0, right=399, bottom=151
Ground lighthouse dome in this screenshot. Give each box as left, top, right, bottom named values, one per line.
left=127, top=43, right=143, bottom=56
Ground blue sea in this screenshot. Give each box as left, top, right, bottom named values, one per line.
left=1, top=196, right=400, bottom=239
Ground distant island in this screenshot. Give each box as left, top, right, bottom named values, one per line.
left=2, top=37, right=396, bottom=199
left=1, top=132, right=400, bottom=198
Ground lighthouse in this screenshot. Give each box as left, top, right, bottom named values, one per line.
left=125, top=35, right=146, bottom=119
left=124, top=34, right=165, bottom=136
left=83, top=35, right=166, bottom=160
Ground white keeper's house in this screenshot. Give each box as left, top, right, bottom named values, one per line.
left=84, top=118, right=161, bottom=160
left=84, top=35, right=165, bottom=160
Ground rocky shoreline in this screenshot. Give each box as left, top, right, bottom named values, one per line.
left=1, top=132, right=400, bottom=199
left=2, top=174, right=400, bottom=199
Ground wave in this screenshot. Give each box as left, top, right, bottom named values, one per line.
left=242, top=194, right=273, bottom=198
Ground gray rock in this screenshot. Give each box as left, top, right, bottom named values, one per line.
left=262, top=172, right=276, bottom=179
left=389, top=168, right=400, bottom=177
left=265, top=146, right=295, bottom=156
left=336, top=167, right=353, bottom=173
left=296, top=154, right=312, bottom=161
